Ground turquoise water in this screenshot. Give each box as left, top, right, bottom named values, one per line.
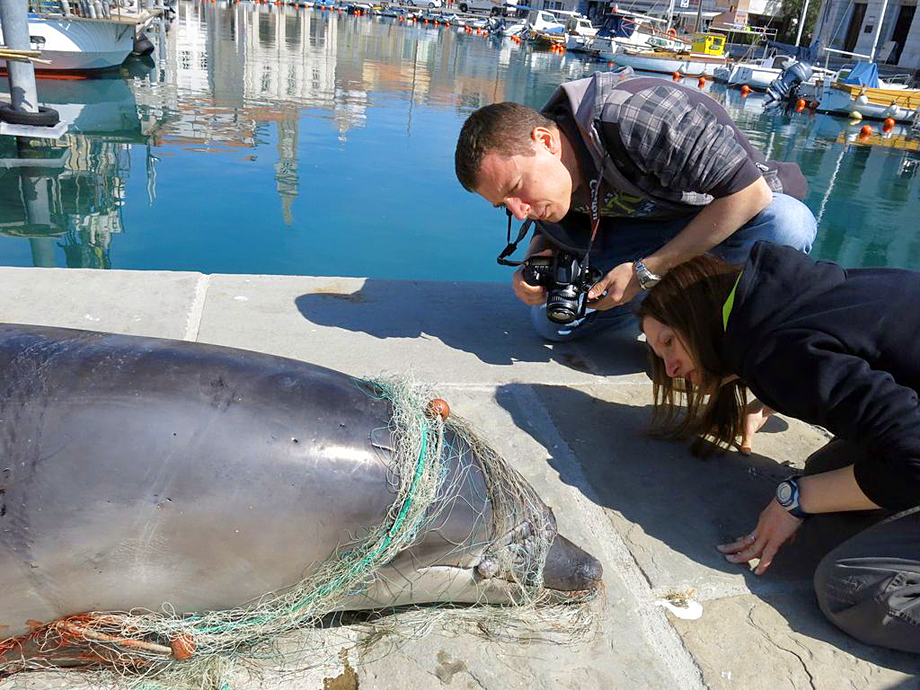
left=1, top=1, right=918, bottom=278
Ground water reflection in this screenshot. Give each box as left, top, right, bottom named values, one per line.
left=0, top=2, right=916, bottom=275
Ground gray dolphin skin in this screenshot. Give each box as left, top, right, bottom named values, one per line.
left=0, top=324, right=602, bottom=661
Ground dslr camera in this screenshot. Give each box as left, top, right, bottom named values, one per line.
left=521, top=251, right=603, bottom=325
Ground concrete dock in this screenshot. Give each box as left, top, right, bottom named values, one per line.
left=1, top=265, right=918, bottom=690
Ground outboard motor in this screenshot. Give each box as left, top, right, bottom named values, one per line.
left=766, top=61, right=813, bottom=102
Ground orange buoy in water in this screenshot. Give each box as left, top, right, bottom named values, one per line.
left=607, top=61, right=613, bottom=67
left=740, top=84, right=751, bottom=96
left=796, top=98, right=806, bottom=110
left=795, top=102, right=806, bottom=113
left=697, top=76, right=706, bottom=88
left=860, top=124, right=873, bottom=137
left=671, top=71, right=680, bottom=81
left=884, top=117, right=896, bottom=129
left=427, top=399, right=450, bottom=420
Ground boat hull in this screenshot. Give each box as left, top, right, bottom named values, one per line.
left=0, top=16, right=135, bottom=73
left=816, top=81, right=920, bottom=122
left=612, top=50, right=727, bottom=76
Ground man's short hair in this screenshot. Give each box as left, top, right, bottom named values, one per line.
left=454, top=102, right=556, bottom=192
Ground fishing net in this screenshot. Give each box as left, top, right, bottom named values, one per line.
left=0, top=377, right=596, bottom=689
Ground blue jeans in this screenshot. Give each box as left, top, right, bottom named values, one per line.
left=530, top=193, right=817, bottom=342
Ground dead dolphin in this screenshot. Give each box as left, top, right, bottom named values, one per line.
left=0, top=324, right=601, bottom=671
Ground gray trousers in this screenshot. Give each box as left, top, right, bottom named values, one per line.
left=805, top=440, right=920, bottom=653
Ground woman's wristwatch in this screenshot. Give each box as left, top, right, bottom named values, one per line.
left=775, top=476, right=811, bottom=519
left=634, top=259, right=662, bottom=290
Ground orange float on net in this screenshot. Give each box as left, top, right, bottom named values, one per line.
left=796, top=98, right=806, bottom=109
left=697, top=76, right=706, bottom=88
left=672, top=71, right=680, bottom=81
left=170, top=633, right=196, bottom=661
left=740, top=84, right=751, bottom=95
left=427, top=399, right=450, bottom=420
left=860, top=124, right=873, bottom=137
left=884, top=117, right=896, bottom=129
left=667, top=27, right=676, bottom=36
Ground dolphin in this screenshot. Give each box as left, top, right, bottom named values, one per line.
left=0, top=324, right=602, bottom=671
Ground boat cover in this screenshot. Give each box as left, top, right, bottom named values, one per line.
left=841, top=62, right=880, bottom=87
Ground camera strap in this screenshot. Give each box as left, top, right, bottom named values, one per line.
left=496, top=213, right=532, bottom=267
left=583, top=156, right=607, bottom=271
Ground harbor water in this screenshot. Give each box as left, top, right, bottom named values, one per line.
left=1, top=0, right=918, bottom=278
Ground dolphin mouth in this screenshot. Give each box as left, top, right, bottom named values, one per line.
left=541, top=533, right=603, bottom=593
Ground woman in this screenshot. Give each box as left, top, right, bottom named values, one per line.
left=636, top=240, right=920, bottom=653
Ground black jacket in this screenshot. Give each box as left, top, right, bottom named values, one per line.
left=723, top=242, right=920, bottom=510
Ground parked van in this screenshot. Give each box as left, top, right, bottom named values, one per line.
left=456, top=0, right=517, bottom=15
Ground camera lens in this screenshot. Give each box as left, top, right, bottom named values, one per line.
left=546, top=286, right=581, bottom=324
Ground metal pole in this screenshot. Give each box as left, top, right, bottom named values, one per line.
left=868, top=0, right=890, bottom=61
left=0, top=0, right=39, bottom=112
left=694, top=0, right=702, bottom=33
left=665, top=0, right=675, bottom=32
left=794, top=0, right=809, bottom=46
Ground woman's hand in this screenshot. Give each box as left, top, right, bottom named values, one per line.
left=717, top=499, right=803, bottom=575
left=739, top=399, right=774, bottom=455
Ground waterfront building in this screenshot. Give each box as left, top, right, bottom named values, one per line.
left=813, top=0, right=919, bottom=70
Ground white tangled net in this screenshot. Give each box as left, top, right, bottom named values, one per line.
left=0, top=377, right=596, bottom=690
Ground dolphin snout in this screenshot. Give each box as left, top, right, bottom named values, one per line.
left=542, top=534, right=603, bottom=592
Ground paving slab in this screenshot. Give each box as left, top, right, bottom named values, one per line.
left=0, top=267, right=204, bottom=340
left=195, top=274, right=650, bottom=385
left=670, top=592, right=920, bottom=690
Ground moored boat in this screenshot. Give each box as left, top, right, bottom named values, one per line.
left=612, top=32, right=728, bottom=76
left=815, top=62, right=920, bottom=122
left=0, top=1, right=162, bottom=76
left=586, top=10, right=683, bottom=62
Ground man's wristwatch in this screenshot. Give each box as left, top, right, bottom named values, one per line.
left=634, top=259, right=662, bottom=291
left=775, top=476, right=811, bottom=519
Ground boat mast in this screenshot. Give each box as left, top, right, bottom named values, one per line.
left=694, top=0, right=703, bottom=33
left=794, top=0, right=809, bottom=45
left=666, top=0, right=675, bottom=32
left=868, top=0, right=890, bottom=61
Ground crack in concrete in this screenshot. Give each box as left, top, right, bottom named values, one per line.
left=465, top=668, right=489, bottom=690
left=746, top=604, right=817, bottom=690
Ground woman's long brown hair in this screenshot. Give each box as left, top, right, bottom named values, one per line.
left=636, top=254, right=746, bottom=454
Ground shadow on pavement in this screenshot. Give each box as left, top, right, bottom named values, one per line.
left=294, top=281, right=648, bottom=375
left=495, top=382, right=920, bottom=675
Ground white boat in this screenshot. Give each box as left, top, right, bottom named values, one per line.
left=714, top=55, right=794, bottom=88
left=815, top=72, right=920, bottom=122
left=562, top=15, right=597, bottom=53
left=0, top=6, right=161, bottom=75
left=521, top=9, right=564, bottom=42
left=586, top=11, right=684, bottom=62
left=714, top=54, right=838, bottom=93
left=612, top=32, right=727, bottom=76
